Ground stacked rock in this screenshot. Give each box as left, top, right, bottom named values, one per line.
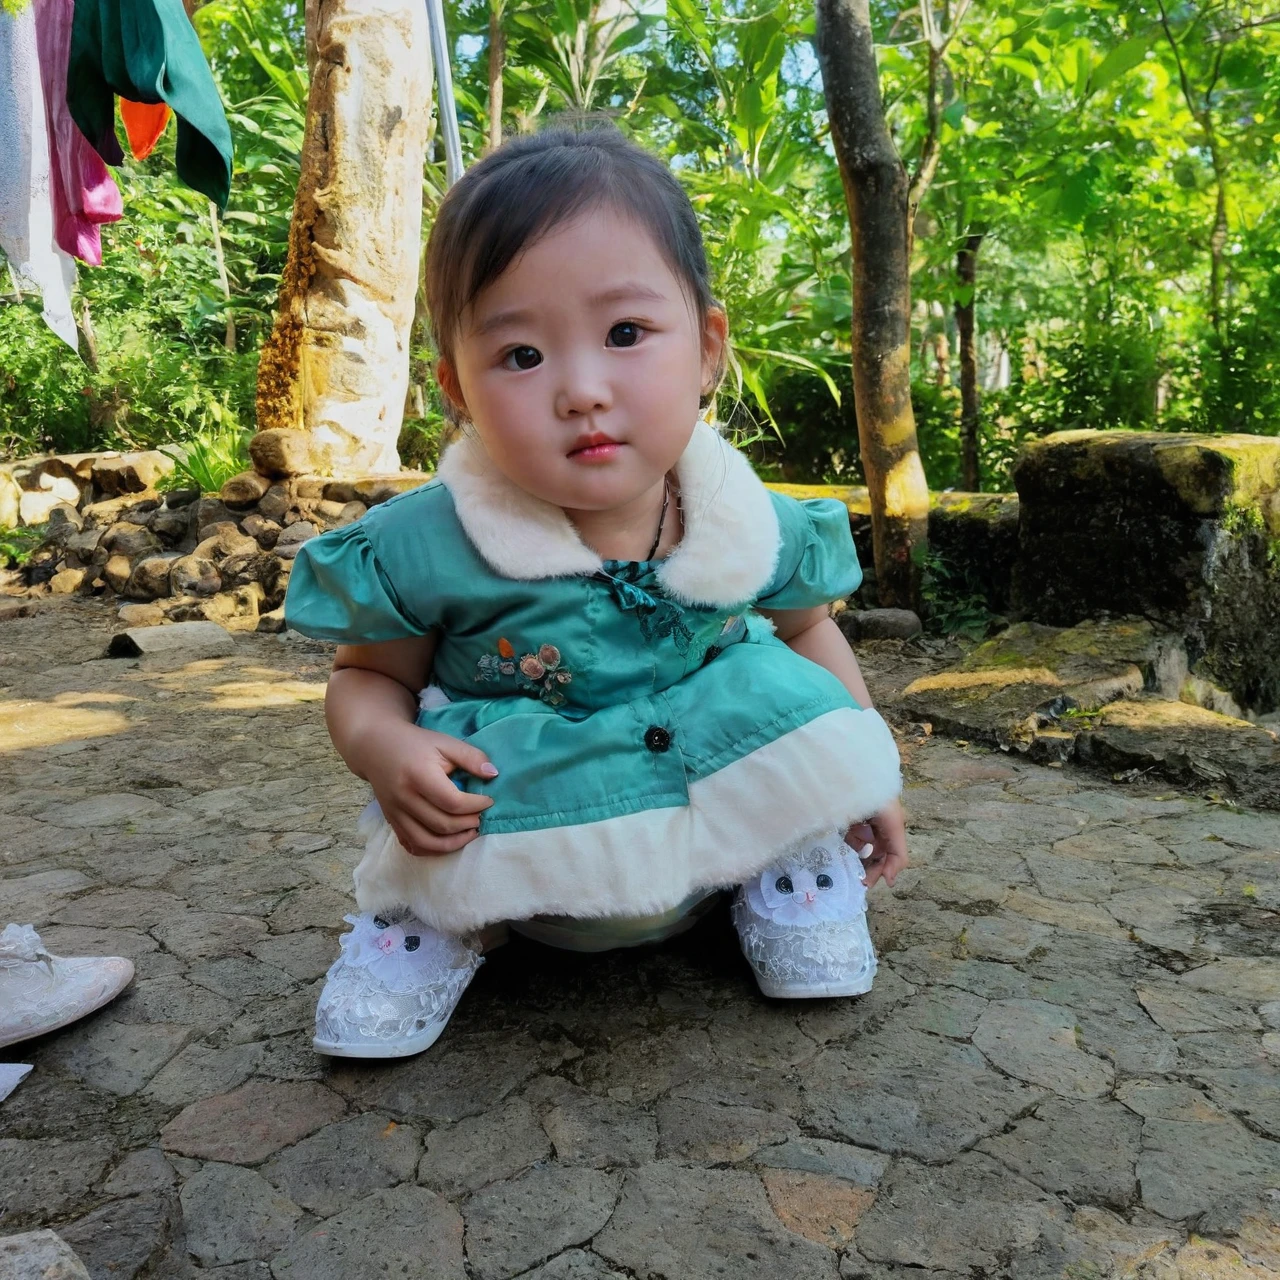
left=7, top=429, right=427, bottom=632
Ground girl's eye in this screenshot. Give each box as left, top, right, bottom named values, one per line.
left=775, top=875, right=794, bottom=895
left=608, top=322, right=641, bottom=348
left=504, top=346, right=542, bottom=370
left=816, top=874, right=833, bottom=889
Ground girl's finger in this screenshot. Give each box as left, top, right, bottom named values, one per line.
left=391, top=815, right=479, bottom=856
left=435, top=739, right=500, bottom=781
left=392, top=792, right=483, bottom=838
left=418, top=770, right=495, bottom=816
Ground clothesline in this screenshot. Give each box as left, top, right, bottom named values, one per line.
left=0, top=0, right=233, bottom=348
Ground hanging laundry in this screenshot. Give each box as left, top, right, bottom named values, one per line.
left=34, top=0, right=122, bottom=266
left=67, top=0, right=233, bottom=209
left=0, top=1, right=79, bottom=348
left=120, top=98, right=170, bottom=159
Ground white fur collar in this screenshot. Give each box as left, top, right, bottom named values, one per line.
left=435, top=420, right=781, bottom=608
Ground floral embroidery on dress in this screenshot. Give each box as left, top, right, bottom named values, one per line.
left=701, top=612, right=748, bottom=666
left=475, top=639, right=573, bottom=706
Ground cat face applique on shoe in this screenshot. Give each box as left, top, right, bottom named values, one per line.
left=732, top=834, right=877, bottom=999
left=313, top=912, right=482, bottom=1059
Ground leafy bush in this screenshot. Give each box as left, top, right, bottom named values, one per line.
left=0, top=524, right=47, bottom=569
left=159, top=419, right=253, bottom=493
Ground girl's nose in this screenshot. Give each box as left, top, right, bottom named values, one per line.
left=555, top=361, right=612, bottom=418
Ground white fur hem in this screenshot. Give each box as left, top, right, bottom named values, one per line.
left=435, top=419, right=781, bottom=608
left=353, top=707, right=901, bottom=935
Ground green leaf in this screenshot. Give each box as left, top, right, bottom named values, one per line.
left=1090, top=36, right=1149, bottom=94
left=994, top=54, right=1040, bottom=82
left=942, top=99, right=967, bottom=128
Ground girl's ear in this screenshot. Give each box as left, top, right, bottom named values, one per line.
left=700, top=305, right=729, bottom=395
left=436, top=358, right=469, bottom=421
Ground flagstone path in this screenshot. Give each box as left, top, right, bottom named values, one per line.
left=1, top=599, right=1277, bottom=1278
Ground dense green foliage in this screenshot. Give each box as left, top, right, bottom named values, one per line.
left=2, top=0, right=1278, bottom=491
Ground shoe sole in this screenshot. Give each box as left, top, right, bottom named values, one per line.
left=313, top=1009, right=454, bottom=1060
left=754, top=971, right=877, bottom=999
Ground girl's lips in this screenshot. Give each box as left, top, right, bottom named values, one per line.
left=568, top=435, right=624, bottom=462
left=569, top=442, right=622, bottom=463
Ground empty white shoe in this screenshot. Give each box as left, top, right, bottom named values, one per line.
left=313, top=912, right=482, bottom=1059
left=731, top=832, right=878, bottom=998
left=0, top=923, right=135, bottom=1049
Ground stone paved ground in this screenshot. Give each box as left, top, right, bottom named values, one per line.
left=1, top=600, right=1278, bottom=1279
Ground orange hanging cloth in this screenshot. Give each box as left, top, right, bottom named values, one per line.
left=119, top=98, right=170, bottom=159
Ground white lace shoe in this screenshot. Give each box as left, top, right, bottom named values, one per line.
left=0, top=923, right=135, bottom=1049
left=313, top=912, right=483, bottom=1059
left=731, top=833, right=878, bottom=998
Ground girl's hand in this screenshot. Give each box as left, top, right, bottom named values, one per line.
left=361, top=721, right=498, bottom=857
left=846, top=797, right=908, bottom=890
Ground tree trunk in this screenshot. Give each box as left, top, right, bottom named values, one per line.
left=955, top=231, right=982, bottom=491
left=255, top=0, right=432, bottom=474
left=488, top=0, right=505, bottom=152
left=814, top=0, right=929, bottom=609
left=208, top=201, right=237, bottom=352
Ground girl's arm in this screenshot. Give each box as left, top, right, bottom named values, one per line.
left=759, top=605, right=908, bottom=889
left=327, top=636, right=497, bottom=856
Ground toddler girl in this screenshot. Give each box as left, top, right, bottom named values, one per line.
left=285, top=126, right=908, bottom=1059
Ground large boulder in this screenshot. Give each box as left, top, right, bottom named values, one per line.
left=91, top=451, right=174, bottom=496
left=1012, top=431, right=1280, bottom=714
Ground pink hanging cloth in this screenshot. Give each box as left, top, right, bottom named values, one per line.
left=33, top=0, right=122, bottom=265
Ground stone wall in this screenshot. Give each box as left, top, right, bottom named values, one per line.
left=1011, top=430, right=1280, bottom=715
left=769, top=483, right=1019, bottom=615
left=7, top=429, right=426, bottom=633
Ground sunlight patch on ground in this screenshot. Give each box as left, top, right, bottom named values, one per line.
left=0, top=699, right=132, bottom=752
left=905, top=666, right=1062, bottom=694
left=200, top=678, right=328, bottom=710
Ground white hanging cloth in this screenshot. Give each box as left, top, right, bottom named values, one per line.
left=0, top=1, right=79, bottom=349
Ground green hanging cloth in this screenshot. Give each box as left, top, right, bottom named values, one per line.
left=67, top=0, right=232, bottom=208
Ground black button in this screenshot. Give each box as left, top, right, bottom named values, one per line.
left=644, top=725, right=672, bottom=753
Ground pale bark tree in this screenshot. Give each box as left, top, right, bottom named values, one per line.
left=814, top=0, right=932, bottom=608
left=255, top=0, right=432, bottom=474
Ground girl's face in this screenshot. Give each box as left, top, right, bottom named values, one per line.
left=438, top=206, right=727, bottom=516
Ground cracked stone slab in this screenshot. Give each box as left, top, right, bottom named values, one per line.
left=978, top=1097, right=1142, bottom=1208
left=58, top=1191, right=177, bottom=1280
left=180, top=1163, right=302, bottom=1266
left=464, top=1166, right=621, bottom=1280
left=803, top=1026, right=1048, bottom=1161
left=142, top=1038, right=264, bottom=1108
left=160, top=1079, right=345, bottom=1163
left=1194, top=1067, right=1280, bottom=1140
left=1001, top=1204, right=1181, bottom=1280
left=753, top=1136, right=890, bottom=1187
left=1138, top=981, right=1263, bottom=1034
left=1138, top=1115, right=1280, bottom=1221
left=655, top=1096, right=796, bottom=1163
left=856, top=1151, right=1072, bottom=1272
left=261, top=1112, right=421, bottom=1217
left=270, top=1185, right=465, bottom=1279
left=326, top=1028, right=547, bottom=1124
left=973, top=999, right=1114, bottom=1097
left=0, top=1230, right=91, bottom=1279
left=418, top=1098, right=551, bottom=1195
left=0, top=1138, right=114, bottom=1227
left=538, top=1088, right=656, bottom=1170
left=761, top=1168, right=876, bottom=1248
left=41, top=1018, right=190, bottom=1096
left=516, top=1251, right=628, bottom=1279
left=1180, top=958, right=1280, bottom=1004
left=594, top=1161, right=840, bottom=1280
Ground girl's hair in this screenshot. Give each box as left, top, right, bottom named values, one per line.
left=425, top=123, right=723, bottom=409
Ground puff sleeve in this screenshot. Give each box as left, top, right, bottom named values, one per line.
left=754, top=493, right=862, bottom=611
left=284, top=522, right=431, bottom=643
